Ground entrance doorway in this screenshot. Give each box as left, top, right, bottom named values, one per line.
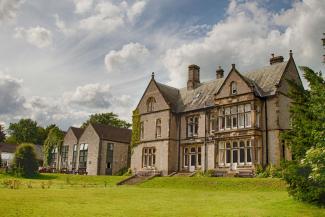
left=183, top=145, right=202, bottom=172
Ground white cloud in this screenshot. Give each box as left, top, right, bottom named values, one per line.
left=0, top=72, right=25, bottom=115
left=14, top=26, right=53, bottom=48
left=127, top=0, right=147, bottom=23
left=105, top=42, right=150, bottom=74
left=64, top=83, right=113, bottom=108
left=54, top=14, right=75, bottom=36
left=78, top=0, right=149, bottom=33
left=163, top=0, right=325, bottom=87
left=73, top=0, right=93, bottom=14
left=0, top=0, right=23, bottom=23
left=79, top=1, right=124, bottom=33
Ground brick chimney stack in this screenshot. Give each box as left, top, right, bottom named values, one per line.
left=270, top=53, right=284, bottom=65
left=187, top=64, right=200, bottom=90
left=216, top=66, right=224, bottom=79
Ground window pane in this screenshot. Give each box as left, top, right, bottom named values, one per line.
left=239, top=113, right=244, bottom=127
left=226, top=116, right=231, bottom=128
left=245, top=112, right=251, bottom=127
left=219, top=117, right=225, bottom=130
left=198, top=153, right=201, bottom=166
left=245, top=104, right=251, bottom=111
left=184, top=155, right=188, bottom=166
left=226, top=150, right=231, bottom=163
left=238, top=105, right=244, bottom=113
left=231, top=106, right=237, bottom=114
left=233, top=150, right=238, bottom=163
left=240, top=148, right=245, bottom=163
left=232, top=115, right=237, bottom=128
left=225, top=107, right=230, bottom=115
left=247, top=148, right=252, bottom=162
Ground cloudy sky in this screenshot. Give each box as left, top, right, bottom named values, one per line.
left=0, top=0, right=324, bottom=130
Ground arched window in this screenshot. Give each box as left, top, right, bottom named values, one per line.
left=156, top=119, right=161, bottom=138
left=147, top=97, right=156, bottom=112
left=230, top=81, right=237, bottom=95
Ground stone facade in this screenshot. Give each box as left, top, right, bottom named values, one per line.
left=54, top=124, right=131, bottom=175
left=131, top=52, right=302, bottom=176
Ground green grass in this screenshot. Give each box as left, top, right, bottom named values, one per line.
left=0, top=174, right=323, bottom=217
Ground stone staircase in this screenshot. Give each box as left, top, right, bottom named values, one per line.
left=117, top=173, right=160, bottom=186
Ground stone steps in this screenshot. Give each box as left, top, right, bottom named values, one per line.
left=117, top=174, right=158, bottom=185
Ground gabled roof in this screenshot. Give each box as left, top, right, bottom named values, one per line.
left=140, top=56, right=294, bottom=113
left=70, top=127, right=84, bottom=140
left=244, top=61, right=288, bottom=96
left=91, top=123, right=132, bottom=144
left=178, top=78, right=225, bottom=112
left=155, top=82, right=180, bottom=112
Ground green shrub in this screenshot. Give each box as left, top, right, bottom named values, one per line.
left=282, top=148, right=325, bottom=205
left=13, top=143, right=39, bottom=178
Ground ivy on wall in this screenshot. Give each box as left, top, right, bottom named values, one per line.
left=43, top=127, right=64, bottom=166
left=131, top=109, right=140, bottom=150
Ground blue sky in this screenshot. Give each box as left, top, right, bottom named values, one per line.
left=0, top=0, right=324, bottom=130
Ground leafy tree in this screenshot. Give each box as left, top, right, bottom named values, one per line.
left=13, top=143, right=39, bottom=177
left=43, top=127, right=64, bottom=166
left=8, top=119, right=39, bottom=144
left=0, top=124, right=5, bottom=143
left=81, top=112, right=131, bottom=129
left=281, top=66, right=325, bottom=205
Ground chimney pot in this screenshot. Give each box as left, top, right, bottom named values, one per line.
left=216, top=66, right=224, bottom=79
left=270, top=54, right=284, bottom=65
left=231, top=64, right=235, bottom=69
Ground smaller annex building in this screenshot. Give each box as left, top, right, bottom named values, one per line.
left=0, top=143, right=44, bottom=167
left=51, top=123, right=131, bottom=175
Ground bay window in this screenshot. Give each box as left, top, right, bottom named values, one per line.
left=218, top=103, right=252, bottom=130
left=218, top=140, right=253, bottom=166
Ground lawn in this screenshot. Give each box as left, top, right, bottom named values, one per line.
left=0, top=174, right=323, bottom=217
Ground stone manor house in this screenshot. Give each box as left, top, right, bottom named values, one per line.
left=131, top=51, right=302, bottom=176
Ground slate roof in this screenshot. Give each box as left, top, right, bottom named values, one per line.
left=70, top=127, right=84, bottom=140
left=152, top=61, right=290, bottom=113
left=244, top=61, right=288, bottom=96
left=91, top=123, right=132, bottom=144
left=0, top=143, right=18, bottom=153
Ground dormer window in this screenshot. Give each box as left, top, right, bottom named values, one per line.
left=231, top=81, right=237, bottom=95
left=147, top=97, right=156, bottom=112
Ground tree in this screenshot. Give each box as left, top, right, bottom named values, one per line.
left=0, top=124, right=5, bottom=143
left=281, top=66, right=325, bottom=205
left=43, top=127, right=64, bottom=166
left=13, top=143, right=39, bottom=177
left=81, top=112, right=131, bottom=129
left=7, top=119, right=39, bottom=144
